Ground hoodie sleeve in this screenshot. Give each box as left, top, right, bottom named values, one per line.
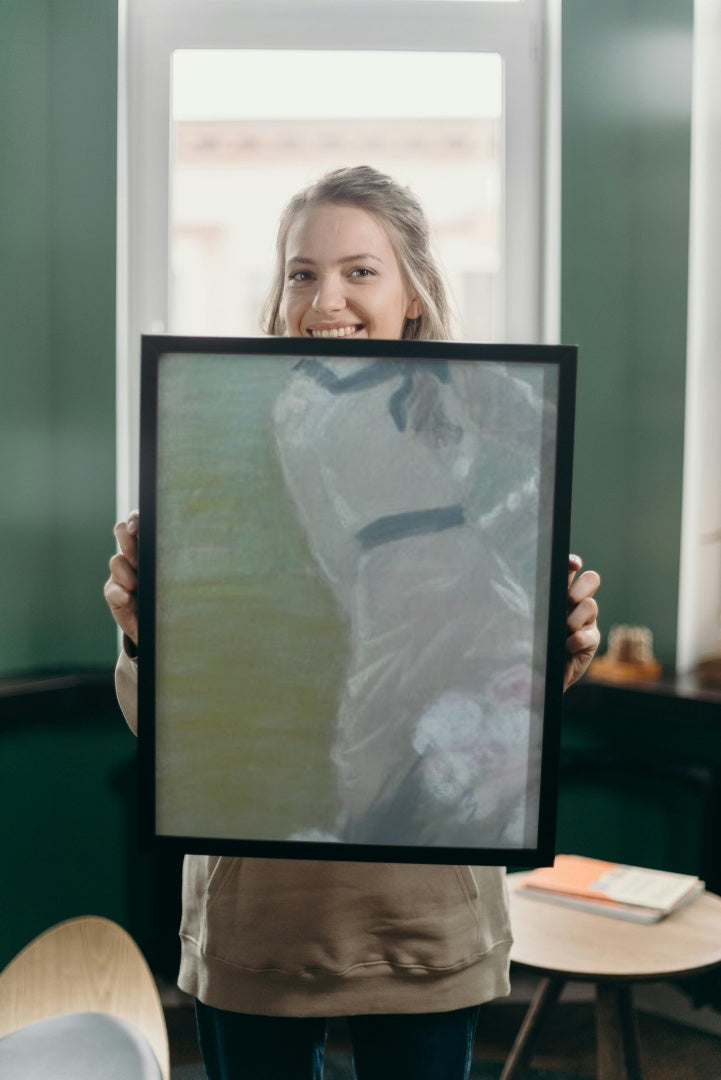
left=115, top=642, right=139, bottom=736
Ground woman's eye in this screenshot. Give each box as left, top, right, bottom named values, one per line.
left=288, top=270, right=313, bottom=283
left=349, top=267, right=375, bottom=279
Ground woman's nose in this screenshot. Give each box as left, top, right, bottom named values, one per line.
left=312, top=274, right=345, bottom=314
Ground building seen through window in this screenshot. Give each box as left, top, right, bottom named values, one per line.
left=170, top=50, right=503, bottom=341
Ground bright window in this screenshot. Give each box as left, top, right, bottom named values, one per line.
left=170, top=50, right=503, bottom=341
left=118, top=0, right=556, bottom=509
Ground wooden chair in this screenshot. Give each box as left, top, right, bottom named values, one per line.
left=0, top=915, right=170, bottom=1079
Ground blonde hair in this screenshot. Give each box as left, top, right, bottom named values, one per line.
left=262, top=166, right=454, bottom=341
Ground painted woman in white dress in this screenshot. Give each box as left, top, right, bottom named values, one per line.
left=265, top=168, right=557, bottom=850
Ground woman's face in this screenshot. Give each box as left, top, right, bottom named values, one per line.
left=281, top=203, right=421, bottom=340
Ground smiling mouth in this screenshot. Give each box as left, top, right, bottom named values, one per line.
left=307, top=324, right=364, bottom=339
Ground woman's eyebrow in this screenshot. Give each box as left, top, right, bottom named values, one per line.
left=286, top=253, right=384, bottom=266
left=339, top=253, right=384, bottom=264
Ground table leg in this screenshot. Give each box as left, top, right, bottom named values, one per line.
left=596, top=982, right=643, bottom=1080
left=499, top=976, right=565, bottom=1080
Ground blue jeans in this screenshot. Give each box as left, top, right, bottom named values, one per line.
left=195, top=1000, right=481, bottom=1080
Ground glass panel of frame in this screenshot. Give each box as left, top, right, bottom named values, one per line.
left=138, top=336, right=576, bottom=865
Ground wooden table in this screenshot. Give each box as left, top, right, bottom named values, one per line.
left=503, top=872, right=721, bottom=1080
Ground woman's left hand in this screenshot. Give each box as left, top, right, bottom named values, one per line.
left=564, top=555, right=601, bottom=691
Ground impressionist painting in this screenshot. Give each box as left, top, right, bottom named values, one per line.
left=140, top=339, right=574, bottom=863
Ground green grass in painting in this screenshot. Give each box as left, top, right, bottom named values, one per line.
left=154, top=355, right=347, bottom=841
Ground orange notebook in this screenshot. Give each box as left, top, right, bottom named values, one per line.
left=517, top=854, right=703, bottom=923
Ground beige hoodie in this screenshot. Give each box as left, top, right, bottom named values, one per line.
left=116, top=650, right=512, bottom=1016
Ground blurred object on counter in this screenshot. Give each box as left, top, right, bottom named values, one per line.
left=591, top=624, right=662, bottom=683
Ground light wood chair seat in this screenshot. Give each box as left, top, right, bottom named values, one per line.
left=502, top=872, right=721, bottom=1080
left=0, top=915, right=169, bottom=1079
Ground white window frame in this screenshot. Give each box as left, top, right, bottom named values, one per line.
left=117, top=0, right=559, bottom=512
left=676, top=0, right=721, bottom=673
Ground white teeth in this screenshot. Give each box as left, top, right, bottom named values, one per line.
left=310, top=325, right=359, bottom=338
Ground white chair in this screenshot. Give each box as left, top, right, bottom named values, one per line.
left=0, top=915, right=170, bottom=1079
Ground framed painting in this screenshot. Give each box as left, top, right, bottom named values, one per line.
left=137, top=335, right=576, bottom=865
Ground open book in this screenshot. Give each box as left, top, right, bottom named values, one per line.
left=516, top=854, right=705, bottom=923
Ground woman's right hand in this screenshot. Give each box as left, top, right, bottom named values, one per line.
left=104, top=509, right=139, bottom=646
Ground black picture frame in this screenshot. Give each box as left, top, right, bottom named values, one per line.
left=138, top=335, right=576, bottom=865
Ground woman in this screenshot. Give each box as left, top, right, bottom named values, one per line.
left=106, top=166, right=600, bottom=1080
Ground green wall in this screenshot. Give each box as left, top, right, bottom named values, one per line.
left=563, top=0, right=693, bottom=669
left=0, top=682, right=183, bottom=974
left=0, top=0, right=132, bottom=972
left=0, top=0, right=118, bottom=675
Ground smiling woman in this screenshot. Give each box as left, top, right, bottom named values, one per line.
left=282, top=205, right=421, bottom=340
left=107, top=156, right=598, bottom=1080
left=263, top=167, right=453, bottom=342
